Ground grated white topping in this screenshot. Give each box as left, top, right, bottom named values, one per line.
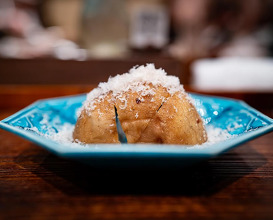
left=83, top=64, right=184, bottom=111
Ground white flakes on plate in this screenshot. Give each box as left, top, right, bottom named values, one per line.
left=45, top=124, right=233, bottom=147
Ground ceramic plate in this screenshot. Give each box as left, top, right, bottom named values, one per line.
left=1, top=94, right=273, bottom=168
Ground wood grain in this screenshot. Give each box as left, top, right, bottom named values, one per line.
left=0, top=58, right=182, bottom=85
left=0, top=119, right=273, bottom=220
left=1, top=96, right=273, bottom=220
left=0, top=57, right=273, bottom=219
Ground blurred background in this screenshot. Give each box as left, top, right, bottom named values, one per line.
left=0, top=0, right=273, bottom=115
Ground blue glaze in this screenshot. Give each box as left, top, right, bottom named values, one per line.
left=0, top=93, right=272, bottom=167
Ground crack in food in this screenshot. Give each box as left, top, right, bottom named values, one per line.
left=114, top=105, right=128, bottom=144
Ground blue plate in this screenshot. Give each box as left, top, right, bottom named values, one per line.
left=1, top=94, right=273, bottom=168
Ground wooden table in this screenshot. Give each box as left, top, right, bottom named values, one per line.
left=0, top=85, right=273, bottom=220
left=1, top=52, right=273, bottom=220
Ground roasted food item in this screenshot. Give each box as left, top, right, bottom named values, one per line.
left=73, top=64, right=207, bottom=145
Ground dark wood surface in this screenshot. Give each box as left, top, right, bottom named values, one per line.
left=0, top=86, right=273, bottom=220
left=1, top=54, right=273, bottom=220
left=0, top=58, right=183, bottom=85
left=1, top=109, right=273, bottom=220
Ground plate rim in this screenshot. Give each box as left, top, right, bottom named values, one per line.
left=0, top=94, right=273, bottom=159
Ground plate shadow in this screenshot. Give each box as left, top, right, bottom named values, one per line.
left=14, top=144, right=267, bottom=197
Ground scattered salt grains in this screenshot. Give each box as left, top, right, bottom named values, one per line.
left=139, top=97, right=145, bottom=102
left=44, top=124, right=233, bottom=148
left=118, top=97, right=128, bottom=109
left=76, top=107, right=83, bottom=117
left=40, top=114, right=49, bottom=125
left=39, top=64, right=234, bottom=148
left=46, top=123, right=75, bottom=144
left=97, top=109, right=104, bottom=118
left=184, top=93, right=195, bottom=106
left=227, top=122, right=243, bottom=132
left=205, top=125, right=233, bottom=144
